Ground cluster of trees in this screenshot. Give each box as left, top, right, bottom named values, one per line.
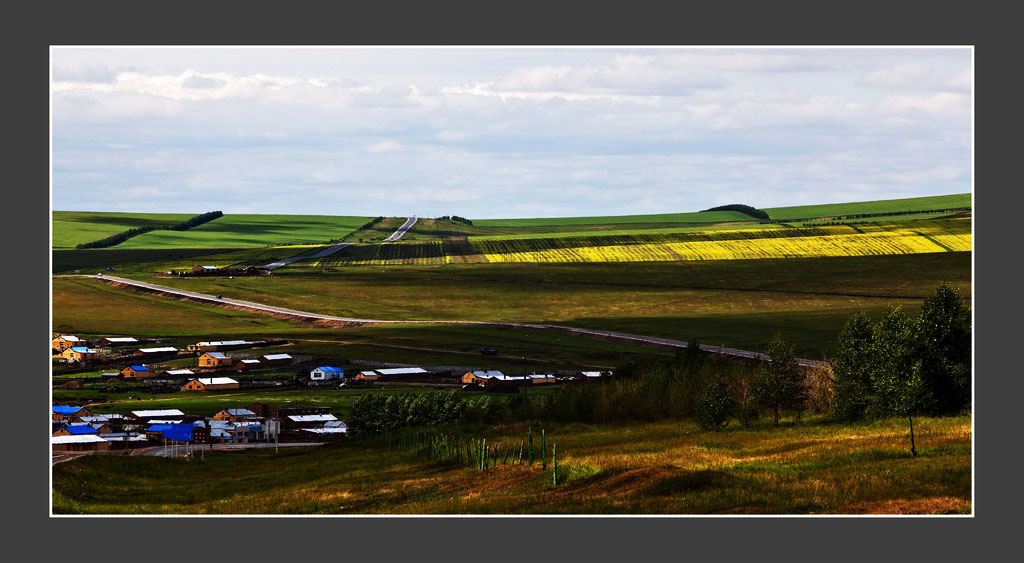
left=701, top=204, right=770, bottom=220
left=437, top=215, right=474, bottom=225
left=347, top=390, right=511, bottom=436
left=77, top=226, right=158, bottom=249
left=167, top=210, right=223, bottom=231
left=76, top=211, right=224, bottom=249
left=532, top=336, right=814, bottom=431
left=831, top=282, right=971, bottom=421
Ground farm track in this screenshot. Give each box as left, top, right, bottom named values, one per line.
left=91, top=275, right=824, bottom=368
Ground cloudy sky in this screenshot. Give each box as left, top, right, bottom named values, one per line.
left=51, top=47, right=972, bottom=219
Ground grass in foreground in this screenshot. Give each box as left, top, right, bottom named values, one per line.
left=52, top=415, right=970, bottom=514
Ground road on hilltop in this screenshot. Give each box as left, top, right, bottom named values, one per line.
left=262, top=215, right=417, bottom=269
left=381, top=216, right=417, bottom=242
left=92, top=274, right=824, bottom=368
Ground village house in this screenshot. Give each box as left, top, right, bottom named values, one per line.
left=53, top=424, right=100, bottom=437
left=133, top=346, right=178, bottom=358
left=354, top=370, right=379, bottom=382
left=182, top=377, right=240, bottom=391
left=61, top=346, right=98, bottom=363
left=121, top=365, right=153, bottom=379
left=283, top=413, right=338, bottom=430
left=461, top=370, right=505, bottom=385
left=236, top=359, right=262, bottom=372
left=145, top=423, right=209, bottom=444
left=162, top=369, right=195, bottom=378
left=259, top=353, right=292, bottom=367
left=192, top=265, right=219, bottom=274
left=246, top=403, right=330, bottom=421
left=95, top=336, right=139, bottom=347
left=376, top=367, right=428, bottom=377
left=212, top=408, right=258, bottom=422
left=198, top=352, right=233, bottom=368
left=310, top=366, right=344, bottom=381
left=52, top=335, right=82, bottom=351
left=128, top=409, right=186, bottom=424
left=52, top=434, right=111, bottom=452
left=187, top=340, right=251, bottom=352
left=52, top=405, right=90, bottom=423
left=67, top=421, right=113, bottom=434
left=574, top=371, right=607, bottom=382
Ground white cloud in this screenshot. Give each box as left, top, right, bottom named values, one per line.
left=946, top=67, right=972, bottom=90
left=860, top=64, right=931, bottom=87
left=368, top=140, right=403, bottom=153
left=877, top=92, right=968, bottom=116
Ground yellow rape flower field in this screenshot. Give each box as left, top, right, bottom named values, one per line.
left=474, top=218, right=971, bottom=264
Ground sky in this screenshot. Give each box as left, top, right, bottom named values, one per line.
left=51, top=47, right=972, bottom=219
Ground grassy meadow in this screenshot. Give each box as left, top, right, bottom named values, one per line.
left=115, top=214, right=372, bottom=248
left=52, top=415, right=971, bottom=514
left=762, top=193, right=970, bottom=221
left=52, top=211, right=198, bottom=249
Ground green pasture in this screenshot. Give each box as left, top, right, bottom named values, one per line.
left=52, top=211, right=198, bottom=249
left=762, top=193, right=971, bottom=221
left=474, top=210, right=752, bottom=227
left=112, top=214, right=372, bottom=249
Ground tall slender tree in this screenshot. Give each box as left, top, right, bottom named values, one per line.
left=753, top=333, right=805, bottom=427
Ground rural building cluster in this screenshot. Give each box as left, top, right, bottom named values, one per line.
left=51, top=333, right=611, bottom=457
left=51, top=403, right=347, bottom=453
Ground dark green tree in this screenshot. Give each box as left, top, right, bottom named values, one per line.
left=867, top=306, right=917, bottom=418
left=696, top=374, right=733, bottom=431
left=913, top=282, right=971, bottom=415
left=830, top=312, right=875, bottom=420
left=753, top=333, right=806, bottom=427
left=729, top=366, right=760, bottom=429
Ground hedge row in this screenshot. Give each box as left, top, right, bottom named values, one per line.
left=75, top=211, right=224, bottom=249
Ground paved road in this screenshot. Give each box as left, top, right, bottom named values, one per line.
left=94, top=274, right=823, bottom=367
left=381, top=216, right=417, bottom=242
left=264, top=242, right=353, bottom=270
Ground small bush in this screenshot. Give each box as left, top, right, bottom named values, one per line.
left=555, top=461, right=601, bottom=484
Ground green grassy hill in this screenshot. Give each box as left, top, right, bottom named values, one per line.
left=115, top=214, right=373, bottom=248
left=762, top=193, right=971, bottom=221
left=52, top=211, right=198, bottom=249
left=475, top=210, right=752, bottom=227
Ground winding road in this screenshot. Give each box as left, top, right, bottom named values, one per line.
left=381, top=216, right=417, bottom=242
left=93, top=274, right=823, bottom=368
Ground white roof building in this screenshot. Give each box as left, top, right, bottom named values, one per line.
left=137, top=347, right=178, bottom=353
left=287, top=414, right=338, bottom=423
left=165, top=369, right=195, bottom=376
left=376, top=367, right=428, bottom=375
left=261, top=354, right=292, bottom=361
left=195, top=377, right=239, bottom=386
left=131, top=409, right=186, bottom=418
left=52, top=435, right=108, bottom=445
